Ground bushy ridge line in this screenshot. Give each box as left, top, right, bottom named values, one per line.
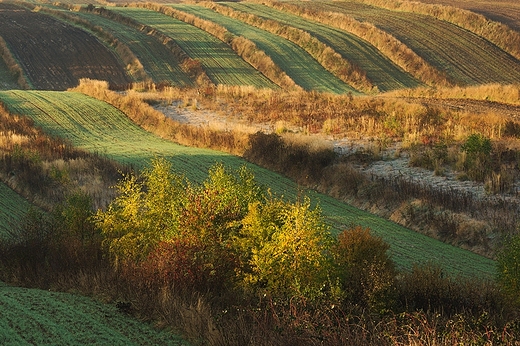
left=29, top=3, right=149, bottom=83
left=259, top=0, right=452, bottom=88
left=203, top=1, right=372, bottom=93
left=356, top=0, right=520, bottom=62
left=0, top=36, right=30, bottom=89
left=130, top=2, right=297, bottom=90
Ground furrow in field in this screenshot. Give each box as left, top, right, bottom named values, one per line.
left=300, top=1, right=520, bottom=85
left=110, top=7, right=275, bottom=88
left=172, top=4, right=355, bottom=94
left=58, top=10, right=193, bottom=87
left=0, top=3, right=131, bottom=90
left=0, top=90, right=497, bottom=279
left=223, top=2, right=421, bottom=91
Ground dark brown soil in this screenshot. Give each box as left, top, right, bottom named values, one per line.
left=0, top=3, right=131, bottom=90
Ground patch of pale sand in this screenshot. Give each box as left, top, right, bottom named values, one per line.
left=155, top=104, right=520, bottom=205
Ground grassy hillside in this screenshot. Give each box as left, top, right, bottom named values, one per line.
left=221, top=2, right=421, bottom=92
left=110, top=7, right=276, bottom=88
left=0, top=90, right=496, bottom=279
left=171, top=4, right=356, bottom=94
left=299, top=1, right=520, bottom=85
left=0, top=183, right=31, bottom=238
left=0, top=282, right=188, bottom=345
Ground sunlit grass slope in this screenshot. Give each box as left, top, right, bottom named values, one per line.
left=0, top=90, right=496, bottom=279
left=171, top=4, right=356, bottom=94
left=110, top=7, right=276, bottom=88
left=67, top=10, right=193, bottom=87
left=223, top=2, right=421, bottom=91
left=0, top=282, right=188, bottom=345
left=299, top=0, right=520, bottom=86
left=0, top=182, right=31, bottom=238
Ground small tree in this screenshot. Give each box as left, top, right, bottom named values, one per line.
left=460, top=133, right=492, bottom=181
left=96, top=158, right=185, bottom=265
left=238, top=196, right=334, bottom=300
left=332, top=226, right=396, bottom=312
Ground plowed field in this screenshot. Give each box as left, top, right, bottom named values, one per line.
left=416, top=0, right=520, bottom=32
left=295, top=1, right=520, bottom=86
left=0, top=3, right=131, bottom=90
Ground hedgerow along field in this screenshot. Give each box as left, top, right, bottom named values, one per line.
left=0, top=281, right=188, bottom=345
left=170, top=4, right=356, bottom=94
left=0, top=3, right=131, bottom=90
left=0, top=89, right=496, bottom=279
left=295, top=0, right=520, bottom=86
left=220, top=2, right=421, bottom=92
left=109, top=7, right=276, bottom=89
left=62, top=9, right=194, bottom=87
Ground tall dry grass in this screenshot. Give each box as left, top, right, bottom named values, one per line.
left=387, top=83, right=520, bottom=105
left=259, top=0, right=453, bottom=88
left=0, top=36, right=30, bottom=89
left=203, top=1, right=374, bottom=93
left=356, top=0, right=520, bottom=61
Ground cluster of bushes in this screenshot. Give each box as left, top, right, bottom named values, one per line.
left=1, top=158, right=520, bottom=344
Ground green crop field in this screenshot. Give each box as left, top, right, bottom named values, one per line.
left=0, top=281, right=188, bottom=345
left=110, top=7, right=276, bottom=89
left=0, top=90, right=496, bottom=279
left=222, top=2, right=421, bottom=92
left=63, top=10, right=194, bottom=87
left=297, top=1, right=520, bottom=86
left=171, top=4, right=356, bottom=94
left=0, top=182, right=31, bottom=238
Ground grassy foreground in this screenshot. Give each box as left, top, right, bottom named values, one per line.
left=0, top=89, right=496, bottom=279
left=0, top=281, right=188, bottom=345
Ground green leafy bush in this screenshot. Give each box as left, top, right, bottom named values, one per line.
left=238, top=197, right=334, bottom=299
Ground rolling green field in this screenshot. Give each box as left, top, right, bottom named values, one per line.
left=0, top=90, right=497, bottom=279
left=171, top=4, right=356, bottom=94
left=0, top=281, right=188, bottom=345
left=0, top=182, right=31, bottom=238
left=110, top=7, right=276, bottom=88
left=64, top=10, right=194, bottom=86
left=297, top=0, right=520, bottom=86
left=222, top=2, right=421, bottom=92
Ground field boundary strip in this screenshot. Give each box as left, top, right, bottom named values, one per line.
left=172, top=3, right=357, bottom=94
left=200, top=1, right=374, bottom=93
left=113, top=5, right=276, bottom=88
left=257, top=0, right=452, bottom=88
